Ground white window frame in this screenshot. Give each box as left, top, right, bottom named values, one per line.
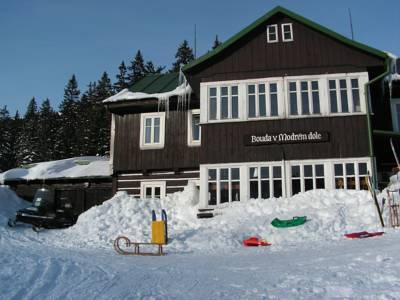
left=289, top=163, right=326, bottom=195
left=200, top=72, right=368, bottom=123
left=187, top=109, right=201, bottom=146
left=328, top=77, right=362, bottom=114
left=200, top=158, right=372, bottom=207
left=281, top=23, right=293, bottom=42
left=267, top=24, right=278, bottom=43
left=287, top=79, right=321, bottom=116
left=391, top=98, right=400, bottom=131
left=140, top=181, right=166, bottom=199
left=248, top=164, right=284, bottom=199
left=333, top=161, right=369, bottom=190
left=207, top=86, right=239, bottom=121
left=139, top=112, right=165, bottom=150
left=206, top=167, right=241, bottom=206
left=247, top=82, right=280, bottom=119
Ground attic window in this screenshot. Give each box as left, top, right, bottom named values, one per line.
left=282, top=23, right=293, bottom=42
left=266, top=25, right=278, bottom=43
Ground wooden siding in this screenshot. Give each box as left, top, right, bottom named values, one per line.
left=200, top=115, right=369, bottom=164
left=113, top=110, right=200, bottom=172
left=116, top=171, right=199, bottom=196
left=185, top=14, right=384, bottom=96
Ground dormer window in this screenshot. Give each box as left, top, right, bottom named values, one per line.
left=282, top=23, right=293, bottom=42
left=266, top=25, right=278, bottom=43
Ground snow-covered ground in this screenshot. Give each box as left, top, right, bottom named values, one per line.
left=1, top=184, right=400, bottom=299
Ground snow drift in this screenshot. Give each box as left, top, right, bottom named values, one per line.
left=0, top=186, right=29, bottom=225
left=50, top=183, right=381, bottom=253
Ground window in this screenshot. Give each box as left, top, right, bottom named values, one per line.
left=267, top=24, right=278, bottom=43
left=391, top=99, right=400, bottom=131
left=208, top=169, right=217, bottom=205
left=288, top=80, right=320, bottom=116
left=281, top=23, right=293, bottom=42
left=207, top=167, right=240, bottom=205
left=334, top=162, right=368, bottom=190
left=188, top=109, right=201, bottom=146
left=291, top=164, right=325, bottom=195
left=140, top=112, right=165, bottom=149
left=248, top=83, right=279, bottom=118
left=329, top=78, right=361, bottom=113
left=208, top=86, right=239, bottom=121
left=249, top=165, right=282, bottom=199
left=351, top=79, right=361, bottom=112
left=140, top=181, right=166, bottom=199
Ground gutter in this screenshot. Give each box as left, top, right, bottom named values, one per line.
left=373, top=130, right=400, bottom=138
left=364, top=55, right=391, bottom=185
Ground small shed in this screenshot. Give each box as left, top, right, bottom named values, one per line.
left=0, top=157, right=113, bottom=215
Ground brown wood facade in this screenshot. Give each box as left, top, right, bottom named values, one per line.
left=185, top=13, right=385, bottom=96
left=115, top=172, right=200, bottom=196
left=112, top=108, right=200, bottom=173
left=200, top=115, right=369, bottom=165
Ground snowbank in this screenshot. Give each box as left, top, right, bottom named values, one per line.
left=0, top=156, right=110, bottom=183
left=51, top=183, right=381, bottom=253
left=0, top=186, right=29, bottom=225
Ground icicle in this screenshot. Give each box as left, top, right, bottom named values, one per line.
left=384, top=52, right=399, bottom=101
left=158, top=95, right=170, bottom=118
left=177, top=68, right=192, bottom=112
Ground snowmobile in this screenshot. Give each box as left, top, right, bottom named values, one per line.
left=7, top=188, right=78, bottom=232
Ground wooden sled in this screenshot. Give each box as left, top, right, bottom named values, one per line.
left=114, top=235, right=165, bottom=256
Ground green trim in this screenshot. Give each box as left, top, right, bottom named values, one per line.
left=364, top=56, right=391, bottom=188
left=183, top=6, right=387, bottom=72
left=364, top=56, right=391, bottom=158
left=373, top=130, right=400, bottom=138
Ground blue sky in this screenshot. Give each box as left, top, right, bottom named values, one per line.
left=1, top=0, right=399, bottom=115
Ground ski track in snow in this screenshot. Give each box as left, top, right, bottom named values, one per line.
left=2, top=185, right=400, bottom=299
left=2, top=225, right=400, bottom=299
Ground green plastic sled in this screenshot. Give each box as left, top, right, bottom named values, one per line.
left=271, top=216, right=307, bottom=228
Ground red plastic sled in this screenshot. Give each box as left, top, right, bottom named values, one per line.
left=243, top=236, right=271, bottom=247
left=344, top=231, right=384, bottom=239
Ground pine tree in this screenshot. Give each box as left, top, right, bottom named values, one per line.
left=16, top=98, right=40, bottom=165
left=63, top=74, right=80, bottom=102
left=94, top=72, right=112, bottom=156
left=114, top=61, right=129, bottom=92
left=144, top=61, right=165, bottom=75
left=212, top=35, right=222, bottom=50
left=38, top=99, right=58, bottom=161
left=9, top=111, right=22, bottom=168
left=171, top=40, right=194, bottom=72
left=128, top=50, right=145, bottom=85
left=0, top=106, right=14, bottom=171
left=54, top=75, right=81, bottom=159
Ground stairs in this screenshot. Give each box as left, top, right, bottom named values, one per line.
left=196, top=208, right=216, bottom=219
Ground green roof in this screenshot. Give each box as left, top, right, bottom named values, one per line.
left=128, top=72, right=179, bottom=94
left=183, top=6, right=387, bottom=72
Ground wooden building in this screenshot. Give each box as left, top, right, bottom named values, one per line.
left=104, top=6, right=398, bottom=207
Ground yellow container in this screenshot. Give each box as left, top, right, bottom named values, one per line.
left=151, top=221, right=166, bottom=244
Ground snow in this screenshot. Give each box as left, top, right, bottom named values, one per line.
left=39, top=182, right=381, bottom=253
left=0, top=186, right=29, bottom=225
left=2, top=183, right=400, bottom=299
left=0, top=156, right=110, bottom=184
left=103, top=82, right=192, bottom=104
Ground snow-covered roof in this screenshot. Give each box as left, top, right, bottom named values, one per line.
left=0, top=156, right=111, bottom=183
left=103, top=82, right=192, bottom=103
